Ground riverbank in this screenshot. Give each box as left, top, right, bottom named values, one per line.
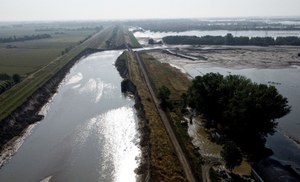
left=0, top=48, right=103, bottom=168
left=116, top=51, right=189, bottom=181
left=115, top=52, right=150, bottom=181
left=0, top=50, right=142, bottom=181
left=145, top=47, right=300, bottom=172
left=0, top=25, right=142, bottom=166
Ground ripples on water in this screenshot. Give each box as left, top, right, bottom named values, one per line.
left=0, top=51, right=141, bottom=182
left=74, top=107, right=140, bottom=182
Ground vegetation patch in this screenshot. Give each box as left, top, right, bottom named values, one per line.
left=185, top=73, right=290, bottom=161
left=0, top=73, right=21, bottom=94
left=117, top=51, right=187, bottom=181
left=140, top=52, right=203, bottom=181
left=140, top=52, right=190, bottom=100
left=163, top=34, right=300, bottom=46
left=0, top=25, right=141, bottom=123
left=0, top=34, right=52, bottom=43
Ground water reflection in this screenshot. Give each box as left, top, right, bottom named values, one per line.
left=0, top=51, right=140, bottom=182
left=134, top=29, right=300, bottom=41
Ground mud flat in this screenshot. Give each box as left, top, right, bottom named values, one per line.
left=147, top=46, right=300, bottom=172
left=148, top=45, right=300, bottom=70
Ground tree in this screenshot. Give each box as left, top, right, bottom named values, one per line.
left=158, top=86, right=171, bottom=110
left=186, top=73, right=291, bottom=156
left=225, top=33, right=234, bottom=45
left=148, top=38, right=155, bottom=44
left=221, top=142, right=242, bottom=171
left=12, top=74, right=21, bottom=84
left=0, top=73, right=11, bottom=80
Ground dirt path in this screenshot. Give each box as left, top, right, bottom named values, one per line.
left=132, top=49, right=196, bottom=182
left=201, top=157, right=221, bottom=182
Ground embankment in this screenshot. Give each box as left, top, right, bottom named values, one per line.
left=116, top=51, right=188, bottom=182
left=115, top=54, right=150, bottom=182
left=0, top=48, right=102, bottom=155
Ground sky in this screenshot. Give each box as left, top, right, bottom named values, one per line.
left=0, top=0, right=300, bottom=21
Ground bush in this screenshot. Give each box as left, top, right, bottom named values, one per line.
left=221, top=142, right=242, bottom=171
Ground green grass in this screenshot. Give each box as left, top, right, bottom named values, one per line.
left=140, top=52, right=203, bottom=180
left=122, top=25, right=142, bottom=48
left=127, top=30, right=141, bottom=48
left=0, top=45, right=84, bottom=121
left=0, top=24, right=141, bottom=125
left=0, top=26, right=121, bottom=122
left=140, top=52, right=190, bottom=100
left=119, top=51, right=187, bottom=181
left=0, top=29, right=95, bottom=76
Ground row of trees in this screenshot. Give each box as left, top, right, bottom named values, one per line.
left=163, top=34, right=300, bottom=46
left=129, top=19, right=300, bottom=32
left=148, top=38, right=162, bottom=45
left=0, top=34, right=51, bottom=43
left=35, top=26, right=102, bottom=32
left=0, top=73, right=21, bottom=94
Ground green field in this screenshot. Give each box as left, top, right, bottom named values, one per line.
left=140, top=52, right=190, bottom=100
left=0, top=27, right=96, bottom=76
left=0, top=24, right=139, bottom=122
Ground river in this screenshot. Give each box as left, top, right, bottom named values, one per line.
left=0, top=51, right=141, bottom=182
left=185, top=65, right=300, bottom=169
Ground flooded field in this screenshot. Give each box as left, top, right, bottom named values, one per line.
left=149, top=50, right=300, bottom=170
left=134, top=29, right=300, bottom=46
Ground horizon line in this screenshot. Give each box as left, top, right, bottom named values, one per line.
left=1, top=15, right=300, bottom=23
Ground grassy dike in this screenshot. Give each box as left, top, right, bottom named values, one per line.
left=116, top=50, right=203, bottom=181
left=0, top=25, right=141, bottom=151
left=139, top=52, right=203, bottom=181
left=0, top=25, right=141, bottom=123
left=116, top=51, right=187, bottom=181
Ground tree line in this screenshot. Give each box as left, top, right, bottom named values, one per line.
left=0, top=34, right=52, bottom=43
left=128, top=19, right=300, bottom=32
left=163, top=34, right=300, bottom=46
left=0, top=73, right=21, bottom=94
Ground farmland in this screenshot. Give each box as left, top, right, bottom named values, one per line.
left=0, top=26, right=97, bottom=76
left=0, top=24, right=139, bottom=122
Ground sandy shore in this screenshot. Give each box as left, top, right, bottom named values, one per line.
left=0, top=124, right=37, bottom=168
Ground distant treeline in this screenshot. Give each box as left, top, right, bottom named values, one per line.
left=127, top=19, right=300, bottom=32
left=0, top=34, right=51, bottom=43
left=35, top=26, right=102, bottom=32
left=0, top=73, right=21, bottom=94
left=163, top=34, right=300, bottom=46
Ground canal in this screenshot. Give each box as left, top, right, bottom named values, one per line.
left=0, top=51, right=140, bottom=182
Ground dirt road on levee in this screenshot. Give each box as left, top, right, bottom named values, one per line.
left=129, top=46, right=196, bottom=182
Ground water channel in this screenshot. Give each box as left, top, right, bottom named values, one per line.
left=0, top=51, right=140, bottom=182
left=134, top=29, right=300, bottom=42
